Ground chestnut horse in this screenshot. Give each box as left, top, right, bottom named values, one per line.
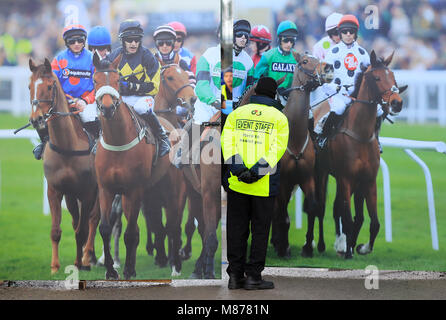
left=93, top=54, right=170, bottom=279
left=28, top=58, right=99, bottom=274
left=314, top=51, right=403, bottom=259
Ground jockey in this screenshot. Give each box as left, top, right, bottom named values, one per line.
left=32, top=24, right=96, bottom=160
left=172, top=25, right=220, bottom=168
left=105, top=19, right=170, bottom=157
left=312, top=12, right=343, bottom=60
left=153, top=24, right=196, bottom=118
left=310, top=12, right=343, bottom=112
left=254, top=20, right=299, bottom=105
left=167, top=21, right=197, bottom=75
left=88, top=25, right=112, bottom=60
left=249, top=25, right=272, bottom=68
left=314, top=14, right=383, bottom=150
left=232, top=19, right=254, bottom=104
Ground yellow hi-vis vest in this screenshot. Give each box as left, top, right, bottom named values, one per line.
left=221, top=101, right=289, bottom=197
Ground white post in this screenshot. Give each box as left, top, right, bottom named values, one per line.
left=404, top=149, right=439, bottom=250
left=295, top=187, right=302, bottom=229
left=43, top=177, right=49, bottom=216
left=380, top=157, right=392, bottom=242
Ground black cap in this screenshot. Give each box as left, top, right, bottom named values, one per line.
left=255, top=77, right=278, bottom=99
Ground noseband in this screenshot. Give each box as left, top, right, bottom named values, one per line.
left=362, top=66, right=401, bottom=112
left=282, top=58, right=324, bottom=95
left=95, top=69, right=121, bottom=117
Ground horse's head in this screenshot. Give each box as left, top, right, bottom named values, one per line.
left=365, top=50, right=405, bottom=116
left=159, top=63, right=197, bottom=114
left=28, top=58, right=59, bottom=130
left=292, top=51, right=334, bottom=91
left=93, top=52, right=122, bottom=119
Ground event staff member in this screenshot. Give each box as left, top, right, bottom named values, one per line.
left=221, top=77, right=289, bottom=290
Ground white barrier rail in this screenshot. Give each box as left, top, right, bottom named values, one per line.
left=294, top=136, right=446, bottom=250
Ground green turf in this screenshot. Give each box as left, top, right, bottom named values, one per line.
left=265, top=121, right=446, bottom=271
left=0, top=113, right=221, bottom=280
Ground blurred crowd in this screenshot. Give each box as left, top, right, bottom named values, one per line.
left=0, top=0, right=217, bottom=68
left=273, top=0, right=446, bottom=70
left=1, top=0, right=446, bottom=70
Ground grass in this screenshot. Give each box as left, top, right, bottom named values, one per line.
left=265, top=121, right=446, bottom=271
left=0, top=112, right=221, bottom=280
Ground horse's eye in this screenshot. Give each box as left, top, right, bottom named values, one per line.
left=375, top=77, right=380, bottom=81
left=167, top=76, right=174, bottom=81
left=303, top=60, right=308, bottom=64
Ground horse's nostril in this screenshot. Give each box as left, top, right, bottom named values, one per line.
left=191, top=96, right=197, bottom=105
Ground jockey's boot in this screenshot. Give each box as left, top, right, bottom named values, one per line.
left=83, top=119, right=101, bottom=140
left=316, top=111, right=342, bottom=150
left=32, top=127, right=49, bottom=160
left=375, top=115, right=384, bottom=154
left=142, top=112, right=171, bottom=158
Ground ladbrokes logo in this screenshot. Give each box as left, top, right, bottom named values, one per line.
left=236, top=119, right=274, bottom=134
left=62, top=68, right=92, bottom=78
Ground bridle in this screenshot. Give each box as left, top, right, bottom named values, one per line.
left=282, top=57, right=325, bottom=95
left=158, top=63, right=195, bottom=113
left=95, top=69, right=121, bottom=118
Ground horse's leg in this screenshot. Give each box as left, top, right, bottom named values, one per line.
left=164, top=196, right=183, bottom=276
left=82, top=194, right=100, bottom=267
left=112, top=208, right=122, bottom=269
left=352, top=190, right=365, bottom=250
left=121, top=190, right=142, bottom=280
left=336, top=179, right=354, bottom=259
left=98, top=188, right=119, bottom=280
left=188, top=189, right=205, bottom=279
left=314, top=155, right=329, bottom=254
left=142, top=198, right=168, bottom=268
left=301, top=177, right=323, bottom=256
left=48, top=186, right=63, bottom=274
left=76, top=193, right=96, bottom=271
left=333, top=192, right=346, bottom=254
left=274, top=178, right=294, bottom=258
left=180, top=200, right=195, bottom=260
left=357, top=181, right=380, bottom=255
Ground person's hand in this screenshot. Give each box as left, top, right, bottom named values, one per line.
left=237, top=169, right=255, bottom=183
left=75, top=98, right=87, bottom=112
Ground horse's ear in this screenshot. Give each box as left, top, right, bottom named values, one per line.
left=111, top=54, right=122, bottom=70
left=29, top=58, right=37, bottom=72
left=384, top=50, right=395, bottom=67
left=93, top=51, right=101, bottom=69
left=293, top=51, right=301, bottom=63
left=370, top=50, right=377, bottom=66
left=399, top=84, right=408, bottom=94
left=44, top=58, right=52, bottom=73
left=174, top=52, right=180, bottom=64
left=156, top=54, right=163, bottom=65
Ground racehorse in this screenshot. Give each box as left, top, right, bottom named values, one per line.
left=236, top=53, right=334, bottom=258
left=93, top=53, right=171, bottom=279
left=141, top=59, right=197, bottom=274
left=273, top=52, right=334, bottom=258
left=313, top=51, right=404, bottom=259
left=28, top=58, right=99, bottom=274
left=181, top=112, right=222, bottom=279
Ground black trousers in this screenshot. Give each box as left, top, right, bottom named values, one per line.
left=226, top=190, right=275, bottom=279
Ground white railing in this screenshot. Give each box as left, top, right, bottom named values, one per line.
left=294, top=137, right=446, bottom=250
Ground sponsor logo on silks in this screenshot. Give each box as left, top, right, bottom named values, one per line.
left=344, top=53, right=358, bottom=71
left=271, top=62, right=295, bottom=73
left=235, top=119, right=274, bottom=134
left=145, top=96, right=155, bottom=108
left=62, top=68, right=92, bottom=78
left=251, top=109, right=262, bottom=116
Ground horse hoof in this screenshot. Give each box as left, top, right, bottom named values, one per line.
left=344, top=249, right=353, bottom=260
left=301, top=245, right=313, bottom=258
left=124, top=270, right=136, bottom=280
left=146, top=245, right=154, bottom=256
left=79, top=265, right=91, bottom=271
left=203, top=273, right=215, bottom=279
left=105, top=269, right=119, bottom=280
left=179, top=248, right=191, bottom=261
left=171, top=266, right=181, bottom=277
left=317, top=242, right=326, bottom=253
left=276, top=246, right=291, bottom=259
left=51, top=267, right=59, bottom=275
left=155, top=257, right=168, bottom=268
left=356, top=244, right=372, bottom=255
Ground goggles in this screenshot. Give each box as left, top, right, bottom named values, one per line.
left=156, top=39, right=174, bottom=47
left=67, top=37, right=85, bottom=45
left=235, top=31, right=249, bottom=39
left=124, top=36, right=142, bottom=43
left=281, top=37, right=296, bottom=44
left=340, top=28, right=357, bottom=35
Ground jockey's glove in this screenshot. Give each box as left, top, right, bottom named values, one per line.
left=237, top=169, right=257, bottom=184
left=75, top=98, right=87, bottom=112
left=249, top=157, right=271, bottom=181
left=211, top=100, right=221, bottom=109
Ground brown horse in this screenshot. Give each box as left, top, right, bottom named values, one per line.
left=28, top=58, right=99, bottom=274
left=273, top=52, right=334, bottom=258
left=93, top=54, right=170, bottom=279
left=141, top=59, right=197, bottom=274
left=314, top=51, right=403, bottom=259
